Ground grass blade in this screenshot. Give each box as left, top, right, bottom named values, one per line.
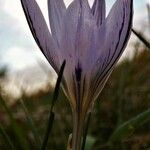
left=0, top=124, right=16, bottom=150
left=109, top=108, right=150, bottom=142
left=0, top=97, right=29, bottom=150
left=41, top=60, right=66, bottom=150
left=51, top=60, right=66, bottom=110
left=40, top=112, right=54, bottom=150
left=132, top=28, right=150, bottom=49
left=82, top=112, right=92, bottom=150
left=147, top=4, right=150, bottom=28
left=20, top=99, right=42, bottom=148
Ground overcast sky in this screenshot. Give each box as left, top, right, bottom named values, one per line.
left=0, top=0, right=149, bottom=72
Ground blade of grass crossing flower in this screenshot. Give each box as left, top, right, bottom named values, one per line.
left=41, top=60, right=66, bottom=150
left=0, top=124, right=16, bottom=150
left=82, top=112, right=92, bottom=150
left=51, top=60, right=66, bottom=110
left=109, top=108, right=150, bottom=143
left=20, top=99, right=42, bottom=148
left=41, top=112, right=54, bottom=150
left=132, top=28, right=150, bottom=49
left=0, top=97, right=29, bottom=150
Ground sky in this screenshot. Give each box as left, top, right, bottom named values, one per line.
left=0, top=0, right=149, bottom=73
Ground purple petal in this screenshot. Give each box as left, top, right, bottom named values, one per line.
left=61, top=0, right=95, bottom=69
left=92, top=0, right=106, bottom=26
left=89, top=0, right=133, bottom=101
left=60, top=0, right=96, bottom=109
left=48, top=0, right=66, bottom=47
left=103, top=0, right=133, bottom=73
left=21, top=0, right=60, bottom=73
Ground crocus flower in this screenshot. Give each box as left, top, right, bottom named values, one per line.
left=21, top=0, right=133, bottom=149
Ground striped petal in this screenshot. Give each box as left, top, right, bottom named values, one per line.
left=61, top=0, right=95, bottom=69
left=89, top=0, right=133, bottom=102
left=102, top=0, right=133, bottom=77
left=60, top=0, right=92, bottom=73
left=48, top=0, right=66, bottom=47
left=60, top=0, right=96, bottom=110
left=92, top=0, right=106, bottom=26
left=21, top=0, right=60, bottom=73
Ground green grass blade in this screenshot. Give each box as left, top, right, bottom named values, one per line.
left=84, top=136, right=95, bottom=150
left=109, top=108, right=150, bottom=142
left=20, top=99, right=42, bottom=148
left=0, top=124, right=16, bottom=150
left=132, top=28, right=150, bottom=49
left=147, top=4, right=150, bottom=27
left=0, top=97, right=29, bottom=150
left=51, top=60, right=66, bottom=110
left=41, top=60, right=66, bottom=150
left=40, top=112, right=54, bottom=150
left=82, top=112, right=92, bottom=150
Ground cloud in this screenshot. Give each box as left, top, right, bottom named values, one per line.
left=2, top=47, right=36, bottom=70
left=0, top=0, right=41, bottom=71
left=0, top=1, right=34, bottom=51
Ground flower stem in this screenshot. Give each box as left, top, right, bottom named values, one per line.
left=72, top=113, right=84, bottom=150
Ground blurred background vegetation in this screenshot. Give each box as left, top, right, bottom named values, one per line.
left=0, top=1, right=150, bottom=150
left=0, top=35, right=150, bottom=150
left=0, top=39, right=150, bottom=150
